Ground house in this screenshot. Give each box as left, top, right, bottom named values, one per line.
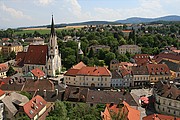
left=0, top=42, right=23, bottom=55
left=143, top=114, right=180, bottom=120
left=23, top=68, right=46, bottom=80
left=158, top=59, right=180, bottom=79
left=131, top=66, right=150, bottom=87
left=154, top=52, right=180, bottom=63
left=0, top=63, right=9, bottom=78
left=110, top=59, right=135, bottom=71
left=111, top=66, right=133, bottom=87
left=24, top=37, right=44, bottom=45
left=146, top=64, right=171, bottom=83
left=64, top=62, right=111, bottom=88
left=88, top=45, right=110, bottom=53
left=2, top=92, right=29, bottom=120
left=15, top=95, right=47, bottom=120
left=118, top=45, right=141, bottom=54
left=154, top=80, right=180, bottom=117
left=133, top=54, right=150, bottom=66
left=15, top=16, right=61, bottom=77
left=101, top=101, right=140, bottom=120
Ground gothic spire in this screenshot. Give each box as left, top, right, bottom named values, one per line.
left=51, top=15, right=55, bottom=36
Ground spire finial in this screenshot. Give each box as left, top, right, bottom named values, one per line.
left=50, top=14, right=55, bottom=36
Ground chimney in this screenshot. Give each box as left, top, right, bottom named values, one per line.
left=43, top=90, right=46, bottom=97
left=55, top=89, right=58, bottom=96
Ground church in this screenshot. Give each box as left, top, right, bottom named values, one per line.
left=15, top=16, right=61, bottom=77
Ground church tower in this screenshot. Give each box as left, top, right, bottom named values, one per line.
left=47, top=15, right=61, bottom=77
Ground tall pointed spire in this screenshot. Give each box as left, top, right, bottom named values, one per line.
left=51, top=15, right=55, bottom=36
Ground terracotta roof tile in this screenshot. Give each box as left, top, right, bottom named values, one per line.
left=147, top=64, right=170, bottom=75
left=72, top=61, right=86, bottom=69
left=31, top=68, right=45, bottom=78
left=23, top=95, right=47, bottom=119
left=24, top=45, right=48, bottom=65
left=0, top=63, right=8, bottom=72
left=64, top=69, right=80, bottom=76
left=154, top=52, right=180, bottom=62
left=0, top=89, right=5, bottom=97
left=77, top=66, right=111, bottom=76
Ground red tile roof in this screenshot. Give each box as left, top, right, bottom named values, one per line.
left=23, top=95, right=47, bottom=119
left=0, top=63, right=8, bottom=72
left=64, top=69, right=80, bottom=76
left=0, top=89, right=5, bottom=97
left=143, top=114, right=180, bottom=120
left=146, top=64, right=170, bottom=75
left=24, top=45, right=48, bottom=65
left=133, top=54, right=150, bottom=66
left=15, top=52, right=26, bottom=67
left=72, top=61, right=86, bottom=69
left=122, top=101, right=140, bottom=120
left=154, top=52, right=180, bottom=63
left=31, top=68, right=45, bottom=78
left=119, top=66, right=130, bottom=77
left=77, top=66, right=111, bottom=76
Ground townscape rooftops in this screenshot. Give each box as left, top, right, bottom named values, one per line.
left=154, top=80, right=180, bottom=100
left=143, top=114, right=180, bottom=120
left=159, top=59, right=180, bottom=72
left=154, top=52, right=180, bottom=63
left=23, top=95, right=47, bottom=119
left=2, top=92, right=29, bottom=116
left=132, top=66, right=149, bottom=75
left=24, top=45, right=48, bottom=65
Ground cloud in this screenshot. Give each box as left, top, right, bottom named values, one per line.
left=1, top=3, right=32, bottom=20
left=93, top=0, right=167, bottom=21
left=34, top=0, right=54, bottom=6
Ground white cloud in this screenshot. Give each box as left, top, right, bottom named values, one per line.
left=34, top=0, right=54, bottom=6
left=1, top=3, right=32, bottom=20
left=93, top=0, right=167, bottom=21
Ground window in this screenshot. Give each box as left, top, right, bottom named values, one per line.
left=92, top=78, right=94, bottom=81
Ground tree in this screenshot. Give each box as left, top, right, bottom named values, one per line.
left=9, top=51, right=16, bottom=60
left=7, top=66, right=16, bottom=76
left=88, top=47, right=94, bottom=58
left=104, top=52, right=116, bottom=65
left=64, top=55, right=76, bottom=69
left=20, top=91, right=32, bottom=100
left=47, top=100, right=67, bottom=120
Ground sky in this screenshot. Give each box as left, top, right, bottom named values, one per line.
left=0, top=0, right=180, bottom=29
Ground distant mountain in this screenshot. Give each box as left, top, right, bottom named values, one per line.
left=18, top=15, right=180, bottom=29
left=115, top=15, right=180, bottom=23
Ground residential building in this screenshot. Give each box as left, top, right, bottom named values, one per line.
left=110, top=59, right=135, bottom=71
left=64, top=62, right=111, bottom=88
left=2, top=92, right=29, bottom=120
left=0, top=63, right=8, bottom=78
left=154, top=52, right=180, bottom=63
left=147, top=64, right=171, bottom=83
left=111, top=66, right=133, bottom=87
left=133, top=54, right=150, bottom=66
left=118, top=45, right=141, bottom=54
left=131, top=66, right=150, bottom=86
left=154, top=80, right=180, bottom=117
left=24, top=37, right=44, bottom=45
left=89, top=45, right=110, bottom=53
left=101, top=101, right=140, bottom=120
left=15, top=95, right=47, bottom=120
left=0, top=42, right=23, bottom=55
left=15, top=16, right=61, bottom=77
left=159, top=59, right=180, bottom=79
left=143, top=114, right=180, bottom=120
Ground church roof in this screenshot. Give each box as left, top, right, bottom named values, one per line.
left=24, top=45, right=48, bottom=65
